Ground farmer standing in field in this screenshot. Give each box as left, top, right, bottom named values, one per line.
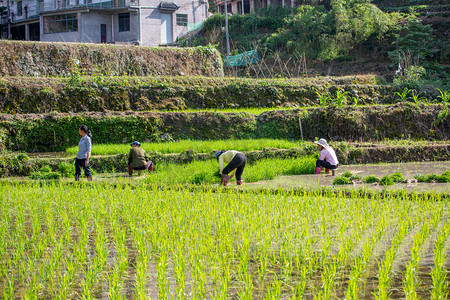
left=314, top=138, right=339, bottom=174
left=127, top=141, right=154, bottom=176
left=75, top=125, right=93, bottom=181
left=215, top=150, right=247, bottom=186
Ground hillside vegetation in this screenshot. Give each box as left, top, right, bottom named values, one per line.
left=187, top=0, right=448, bottom=88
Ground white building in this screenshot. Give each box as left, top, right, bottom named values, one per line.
left=1, top=0, right=208, bottom=45
left=215, top=0, right=292, bottom=14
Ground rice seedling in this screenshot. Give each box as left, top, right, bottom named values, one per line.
left=0, top=182, right=448, bottom=299
left=66, top=139, right=307, bottom=156
left=430, top=223, right=450, bottom=300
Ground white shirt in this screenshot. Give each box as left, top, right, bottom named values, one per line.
left=319, top=147, right=339, bottom=165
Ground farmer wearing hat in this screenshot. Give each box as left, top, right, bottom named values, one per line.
left=127, top=141, right=154, bottom=176
left=314, top=138, right=339, bottom=174
left=215, top=150, right=247, bottom=186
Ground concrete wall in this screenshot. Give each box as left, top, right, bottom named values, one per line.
left=40, top=12, right=82, bottom=42
left=140, top=0, right=208, bottom=46
left=140, top=8, right=161, bottom=46
left=114, top=10, right=139, bottom=43
left=39, top=0, right=207, bottom=45
left=80, top=12, right=111, bottom=43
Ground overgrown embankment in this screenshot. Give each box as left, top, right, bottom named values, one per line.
left=1, top=143, right=449, bottom=177
left=0, top=76, right=441, bottom=113
left=0, top=41, right=223, bottom=77
left=0, top=103, right=448, bottom=152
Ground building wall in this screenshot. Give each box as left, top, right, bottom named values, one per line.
left=40, top=11, right=82, bottom=42
left=114, top=10, right=139, bottom=43
left=11, top=0, right=208, bottom=45
left=140, top=0, right=208, bottom=46
left=140, top=8, right=161, bottom=46
left=80, top=12, right=112, bottom=43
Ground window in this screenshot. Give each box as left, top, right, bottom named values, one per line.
left=118, top=13, right=130, bottom=32
left=44, top=14, right=78, bottom=34
left=176, top=14, right=187, bottom=26
left=17, top=1, right=22, bottom=17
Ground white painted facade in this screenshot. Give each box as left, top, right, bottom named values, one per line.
left=2, top=0, right=208, bottom=45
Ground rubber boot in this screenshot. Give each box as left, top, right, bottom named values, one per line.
left=237, top=180, right=243, bottom=186
left=148, top=163, right=154, bottom=173
left=315, top=167, right=322, bottom=174
left=325, top=168, right=330, bottom=174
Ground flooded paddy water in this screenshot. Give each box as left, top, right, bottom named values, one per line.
left=249, top=161, right=450, bottom=193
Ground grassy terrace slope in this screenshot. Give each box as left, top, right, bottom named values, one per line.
left=0, top=104, right=448, bottom=152
left=0, top=41, right=223, bottom=77
left=0, top=75, right=421, bottom=113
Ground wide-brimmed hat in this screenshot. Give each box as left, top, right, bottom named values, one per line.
left=314, top=138, right=330, bottom=149
left=131, top=141, right=141, bottom=147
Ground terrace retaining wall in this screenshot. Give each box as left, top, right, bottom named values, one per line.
left=0, top=103, right=448, bottom=153
left=0, top=76, right=442, bottom=113
left=0, top=41, right=223, bottom=77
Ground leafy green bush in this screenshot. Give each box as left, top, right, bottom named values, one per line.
left=264, top=1, right=395, bottom=60
left=436, top=175, right=450, bottom=183
left=342, top=171, right=353, bottom=178
left=380, top=175, right=395, bottom=185
left=30, top=165, right=61, bottom=180
left=390, top=172, right=405, bottom=183
left=349, top=174, right=363, bottom=181
left=333, top=175, right=351, bottom=185
left=364, top=175, right=380, bottom=183
left=40, top=165, right=52, bottom=173
left=58, top=161, right=75, bottom=178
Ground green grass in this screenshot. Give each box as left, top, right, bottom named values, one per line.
left=66, top=139, right=309, bottom=156
left=144, top=156, right=316, bottom=185
left=65, top=138, right=450, bottom=157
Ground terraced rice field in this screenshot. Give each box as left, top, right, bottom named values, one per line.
left=1, top=183, right=449, bottom=299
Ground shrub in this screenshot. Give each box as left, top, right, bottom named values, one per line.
left=58, top=161, right=75, bottom=178
left=342, top=171, right=353, bottom=178
left=436, top=171, right=450, bottom=183
left=333, top=175, right=351, bottom=185
left=349, top=174, right=363, bottom=181
left=30, top=170, right=61, bottom=180
left=390, top=172, right=405, bottom=183
left=40, top=165, right=52, bottom=173
left=380, top=175, right=395, bottom=186
left=436, top=175, right=450, bottom=183
left=364, top=175, right=380, bottom=183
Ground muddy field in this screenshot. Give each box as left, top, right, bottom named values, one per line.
left=249, top=161, right=450, bottom=193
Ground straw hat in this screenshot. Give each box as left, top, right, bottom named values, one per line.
left=314, top=138, right=330, bottom=149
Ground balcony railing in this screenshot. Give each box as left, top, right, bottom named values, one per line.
left=38, top=0, right=139, bottom=13
left=11, top=4, right=40, bottom=22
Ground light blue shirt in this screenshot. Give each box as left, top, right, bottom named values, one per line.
left=77, top=135, right=91, bottom=159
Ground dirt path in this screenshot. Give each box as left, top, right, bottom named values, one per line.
left=249, top=161, right=450, bottom=193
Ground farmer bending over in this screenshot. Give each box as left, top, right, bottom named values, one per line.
left=314, top=138, right=339, bottom=174
left=128, top=141, right=154, bottom=176
left=215, top=150, right=247, bottom=186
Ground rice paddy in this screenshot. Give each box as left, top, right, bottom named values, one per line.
left=0, top=183, right=449, bottom=299
left=65, top=139, right=308, bottom=156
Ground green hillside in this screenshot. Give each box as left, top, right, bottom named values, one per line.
left=184, top=0, right=449, bottom=88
